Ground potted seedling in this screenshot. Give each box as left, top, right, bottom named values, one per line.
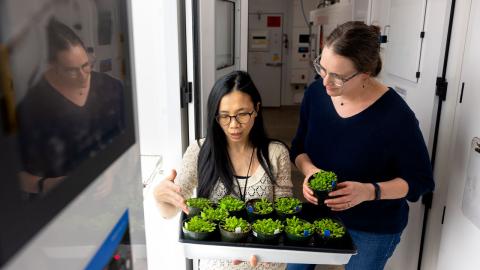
left=246, top=198, right=274, bottom=221
left=200, top=207, right=229, bottom=224
left=284, top=216, right=315, bottom=244
left=186, top=197, right=213, bottom=217
left=274, top=197, right=302, bottom=220
left=182, top=216, right=217, bottom=241
left=218, top=195, right=246, bottom=218
left=252, top=218, right=284, bottom=244
left=313, top=217, right=346, bottom=246
left=219, top=216, right=251, bottom=242
left=308, top=170, right=338, bottom=204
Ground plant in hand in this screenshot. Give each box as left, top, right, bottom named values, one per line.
left=313, top=218, right=346, bottom=238
left=183, top=216, right=216, bottom=233
left=218, top=195, right=245, bottom=212
left=275, top=197, right=302, bottom=214
left=200, top=207, right=229, bottom=223
left=309, top=170, right=337, bottom=192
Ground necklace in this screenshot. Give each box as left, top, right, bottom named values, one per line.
left=235, top=147, right=255, bottom=202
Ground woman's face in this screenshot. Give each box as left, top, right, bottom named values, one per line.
left=53, top=45, right=92, bottom=88
left=319, top=46, right=364, bottom=97
left=217, top=90, right=258, bottom=145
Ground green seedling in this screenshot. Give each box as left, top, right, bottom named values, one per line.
left=252, top=218, right=284, bottom=235
left=186, top=197, right=212, bottom=209
left=285, top=216, right=314, bottom=237
left=184, top=216, right=216, bottom=233
left=218, top=195, right=245, bottom=212
left=313, top=218, right=346, bottom=238
left=275, top=197, right=302, bottom=214
left=200, top=207, right=229, bottom=222
left=252, top=198, right=273, bottom=215
left=309, top=170, right=337, bottom=191
left=221, top=216, right=250, bottom=233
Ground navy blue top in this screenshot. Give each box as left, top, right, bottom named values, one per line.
left=17, top=72, right=125, bottom=177
left=290, top=79, right=434, bottom=233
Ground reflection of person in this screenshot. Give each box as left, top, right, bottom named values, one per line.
left=155, top=71, right=293, bottom=270
left=17, top=19, right=124, bottom=196
left=288, top=22, right=434, bottom=270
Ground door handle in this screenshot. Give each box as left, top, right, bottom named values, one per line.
left=266, top=63, right=282, bottom=67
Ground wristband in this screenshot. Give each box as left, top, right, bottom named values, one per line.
left=372, top=182, right=381, bottom=200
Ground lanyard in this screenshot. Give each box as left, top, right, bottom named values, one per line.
left=235, top=148, right=255, bottom=202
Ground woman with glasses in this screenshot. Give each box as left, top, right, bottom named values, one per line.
left=155, top=70, right=293, bottom=270
left=16, top=19, right=124, bottom=196
left=288, top=21, right=434, bottom=270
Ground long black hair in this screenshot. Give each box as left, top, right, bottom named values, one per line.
left=197, top=70, right=277, bottom=198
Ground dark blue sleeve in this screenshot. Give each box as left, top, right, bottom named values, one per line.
left=394, top=115, right=435, bottom=202
left=290, top=84, right=312, bottom=163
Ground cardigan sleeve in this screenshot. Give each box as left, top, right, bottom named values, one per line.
left=175, top=142, right=201, bottom=200
left=270, top=142, right=293, bottom=199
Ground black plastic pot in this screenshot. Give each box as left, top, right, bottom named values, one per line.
left=275, top=205, right=302, bottom=221
left=252, top=229, right=282, bottom=244
left=246, top=198, right=274, bottom=222
left=186, top=201, right=214, bottom=218
left=285, top=231, right=314, bottom=245
left=219, top=223, right=251, bottom=242
left=182, top=218, right=217, bottom=241
left=308, top=176, right=336, bottom=205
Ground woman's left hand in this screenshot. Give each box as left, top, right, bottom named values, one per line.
left=324, top=181, right=373, bottom=211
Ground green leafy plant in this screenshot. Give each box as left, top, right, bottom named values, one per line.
left=186, top=197, right=212, bottom=209
left=184, top=216, right=216, bottom=233
left=251, top=198, right=273, bottom=215
left=200, top=207, right=229, bottom=222
left=218, top=195, right=245, bottom=212
left=252, top=218, right=284, bottom=235
left=221, top=216, right=250, bottom=233
left=313, top=218, right=346, bottom=238
left=285, top=216, right=314, bottom=237
left=309, top=170, right=337, bottom=191
left=274, top=197, right=302, bottom=214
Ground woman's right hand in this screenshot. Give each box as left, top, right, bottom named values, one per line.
left=154, top=170, right=189, bottom=214
left=302, top=168, right=321, bottom=205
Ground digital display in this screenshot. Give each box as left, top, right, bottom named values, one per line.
left=299, top=34, right=310, bottom=43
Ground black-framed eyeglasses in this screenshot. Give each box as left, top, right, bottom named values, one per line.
left=215, top=111, right=256, bottom=126
left=57, top=57, right=96, bottom=78
left=313, top=55, right=359, bottom=87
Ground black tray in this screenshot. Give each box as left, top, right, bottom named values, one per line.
left=178, top=203, right=357, bottom=264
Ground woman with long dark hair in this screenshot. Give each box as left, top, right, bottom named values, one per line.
left=155, top=70, right=292, bottom=269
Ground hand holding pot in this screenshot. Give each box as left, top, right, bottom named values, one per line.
left=302, top=168, right=321, bottom=205
left=324, top=181, right=374, bottom=211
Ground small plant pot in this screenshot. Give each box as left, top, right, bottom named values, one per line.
left=275, top=206, right=302, bottom=221
left=313, top=217, right=346, bottom=247
left=219, top=223, right=251, bottom=243
left=218, top=196, right=246, bottom=218
left=182, top=218, right=217, bottom=241
left=252, top=230, right=281, bottom=244
left=314, top=233, right=343, bottom=248
left=246, top=198, right=274, bottom=222
left=285, top=232, right=314, bottom=245
left=308, top=176, right=336, bottom=205
left=186, top=198, right=213, bottom=217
